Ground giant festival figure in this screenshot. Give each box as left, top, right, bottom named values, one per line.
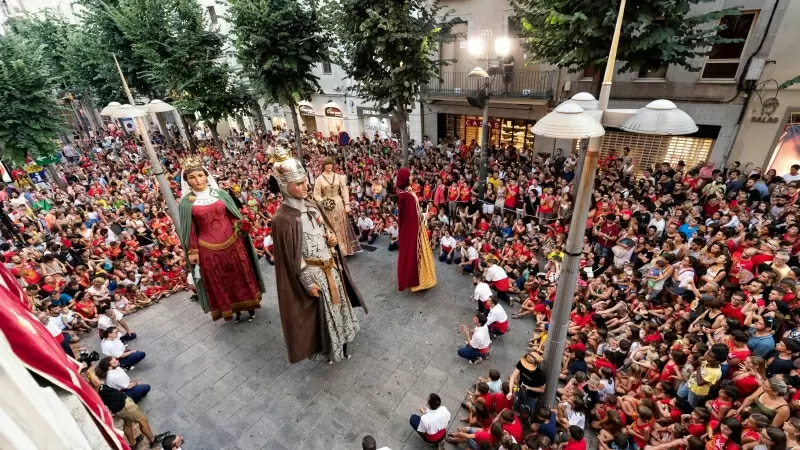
left=396, top=168, right=437, bottom=292
left=177, top=157, right=266, bottom=322
left=271, top=140, right=367, bottom=364
left=313, top=157, right=361, bottom=256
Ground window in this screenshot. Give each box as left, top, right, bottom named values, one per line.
left=207, top=6, right=217, bottom=24
left=581, top=66, right=597, bottom=80
left=637, top=63, right=668, bottom=79
left=701, top=12, right=757, bottom=80
left=322, top=60, right=332, bottom=74
left=597, top=131, right=714, bottom=175
left=507, top=16, right=523, bottom=39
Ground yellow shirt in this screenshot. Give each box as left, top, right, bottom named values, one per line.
left=687, top=362, right=721, bottom=396
left=488, top=177, right=501, bottom=189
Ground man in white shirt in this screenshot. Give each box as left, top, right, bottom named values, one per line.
left=458, top=312, right=491, bottom=364
left=783, top=164, right=800, bottom=183
left=439, top=230, right=457, bottom=264
left=387, top=220, right=399, bottom=251
left=472, top=274, right=493, bottom=314
left=458, top=241, right=480, bottom=274
left=263, top=234, right=274, bottom=264
left=483, top=256, right=511, bottom=303
left=409, top=393, right=451, bottom=446
left=647, top=210, right=666, bottom=236
left=485, top=296, right=509, bottom=337
left=97, top=304, right=137, bottom=342
left=357, top=212, right=376, bottom=244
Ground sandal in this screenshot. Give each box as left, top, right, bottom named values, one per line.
left=512, top=314, right=520, bottom=319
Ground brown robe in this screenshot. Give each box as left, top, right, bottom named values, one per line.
left=272, top=199, right=368, bottom=363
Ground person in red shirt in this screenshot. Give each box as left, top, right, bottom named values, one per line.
left=563, top=426, right=587, bottom=450
left=497, top=409, right=523, bottom=443
left=595, top=214, right=620, bottom=258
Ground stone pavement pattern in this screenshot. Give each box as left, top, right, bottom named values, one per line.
left=90, top=246, right=535, bottom=450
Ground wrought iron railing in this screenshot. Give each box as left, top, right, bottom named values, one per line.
left=426, top=70, right=556, bottom=99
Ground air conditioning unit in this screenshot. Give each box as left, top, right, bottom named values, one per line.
left=454, top=87, right=462, bottom=94
left=522, top=89, right=532, bottom=96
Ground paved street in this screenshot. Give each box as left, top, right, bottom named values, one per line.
left=93, top=244, right=534, bottom=450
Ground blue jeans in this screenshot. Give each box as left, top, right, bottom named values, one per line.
left=61, top=333, right=75, bottom=358
left=458, top=345, right=483, bottom=362
left=120, top=333, right=137, bottom=343
left=677, top=382, right=700, bottom=407
left=124, top=383, right=151, bottom=403
left=388, top=241, right=399, bottom=251
left=119, top=351, right=146, bottom=368
left=410, top=414, right=444, bottom=443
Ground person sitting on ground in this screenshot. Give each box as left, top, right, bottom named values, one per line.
left=458, top=312, right=491, bottom=365
left=100, top=326, right=145, bottom=370
left=95, top=356, right=151, bottom=403
left=409, top=393, right=451, bottom=446
left=486, top=296, right=509, bottom=337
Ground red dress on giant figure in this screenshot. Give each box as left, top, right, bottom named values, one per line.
left=396, top=168, right=437, bottom=292
left=189, top=201, right=261, bottom=320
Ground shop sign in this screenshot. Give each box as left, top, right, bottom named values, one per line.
left=298, top=105, right=316, bottom=117
left=357, top=107, right=387, bottom=117
left=750, top=116, right=779, bottom=123
left=325, top=107, right=343, bottom=118
left=465, top=118, right=500, bottom=129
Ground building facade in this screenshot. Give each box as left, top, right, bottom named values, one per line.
left=421, top=0, right=796, bottom=172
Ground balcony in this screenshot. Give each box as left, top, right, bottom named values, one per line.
left=426, top=70, right=556, bottom=100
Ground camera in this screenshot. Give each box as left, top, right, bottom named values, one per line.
left=77, top=349, right=100, bottom=372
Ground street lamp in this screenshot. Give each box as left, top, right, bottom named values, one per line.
left=467, top=30, right=511, bottom=200
left=535, top=0, right=699, bottom=408
left=145, top=99, right=191, bottom=151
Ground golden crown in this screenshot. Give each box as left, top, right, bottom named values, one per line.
left=180, top=156, right=204, bottom=171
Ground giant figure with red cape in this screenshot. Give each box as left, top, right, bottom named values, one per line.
left=396, top=168, right=437, bottom=291
left=270, top=139, right=367, bottom=364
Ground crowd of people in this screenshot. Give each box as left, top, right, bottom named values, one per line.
left=4, top=119, right=800, bottom=450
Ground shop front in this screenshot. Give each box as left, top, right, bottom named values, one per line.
left=439, top=113, right=537, bottom=151
left=357, top=107, right=397, bottom=140
left=298, top=104, right=318, bottom=133
left=325, top=106, right=345, bottom=136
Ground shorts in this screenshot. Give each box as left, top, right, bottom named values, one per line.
left=115, top=397, right=146, bottom=425
left=482, top=204, right=494, bottom=215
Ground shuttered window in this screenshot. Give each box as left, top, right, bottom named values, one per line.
left=574, top=131, right=714, bottom=173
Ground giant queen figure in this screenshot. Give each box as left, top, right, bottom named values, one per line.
left=178, top=157, right=266, bottom=322
left=271, top=140, right=367, bottom=364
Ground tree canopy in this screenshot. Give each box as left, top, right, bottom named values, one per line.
left=0, top=34, right=66, bottom=165
left=510, top=0, right=740, bottom=84
left=227, top=0, right=328, bottom=156
left=107, top=0, right=251, bottom=140
left=324, top=0, right=459, bottom=165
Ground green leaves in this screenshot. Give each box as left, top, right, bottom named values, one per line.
left=0, top=35, right=65, bottom=166
left=510, top=0, right=741, bottom=76
left=227, top=0, right=328, bottom=106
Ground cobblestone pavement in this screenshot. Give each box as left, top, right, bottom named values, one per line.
left=90, top=242, right=539, bottom=450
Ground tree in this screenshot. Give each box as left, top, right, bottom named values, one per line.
left=324, top=0, right=459, bottom=166
left=227, top=0, right=328, bottom=159
left=106, top=0, right=252, bottom=146
left=73, top=0, right=161, bottom=103
left=108, top=0, right=251, bottom=149
left=510, top=0, right=740, bottom=95
left=0, top=35, right=66, bottom=166
left=5, top=13, right=101, bottom=133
